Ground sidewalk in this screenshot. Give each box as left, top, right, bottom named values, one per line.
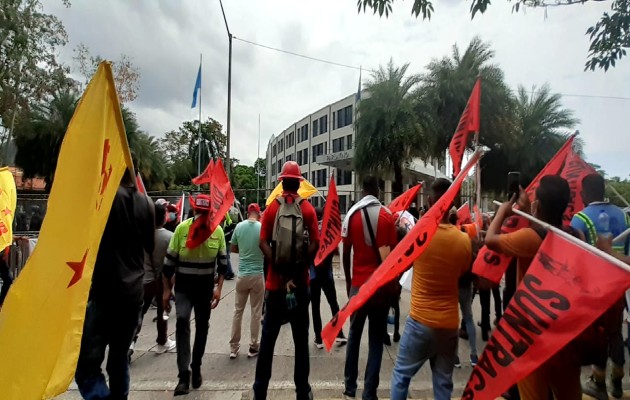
left=54, top=254, right=630, bottom=399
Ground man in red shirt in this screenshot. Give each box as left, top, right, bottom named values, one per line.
left=342, top=176, right=397, bottom=400
left=253, top=161, right=320, bottom=400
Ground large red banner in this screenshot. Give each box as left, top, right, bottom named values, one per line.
left=472, top=134, right=595, bottom=284
left=186, top=159, right=235, bottom=249
left=314, top=176, right=341, bottom=266
left=192, top=159, right=215, bottom=185
left=449, top=78, right=481, bottom=177
left=463, top=232, right=630, bottom=400
left=321, top=151, right=482, bottom=350
left=388, top=183, right=422, bottom=214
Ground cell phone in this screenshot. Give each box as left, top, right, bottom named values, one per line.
left=507, top=172, right=521, bottom=201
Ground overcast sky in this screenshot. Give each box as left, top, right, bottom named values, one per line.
left=43, top=0, right=629, bottom=178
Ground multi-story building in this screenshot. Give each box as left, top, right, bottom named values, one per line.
left=265, top=93, right=448, bottom=213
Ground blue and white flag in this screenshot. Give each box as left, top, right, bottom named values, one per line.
left=191, top=64, right=201, bottom=109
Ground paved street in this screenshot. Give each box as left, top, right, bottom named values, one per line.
left=55, top=254, right=630, bottom=400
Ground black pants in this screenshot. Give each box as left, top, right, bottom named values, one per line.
left=311, top=267, right=341, bottom=342
left=0, top=257, right=12, bottom=307
left=254, top=288, right=311, bottom=400
left=479, top=287, right=502, bottom=331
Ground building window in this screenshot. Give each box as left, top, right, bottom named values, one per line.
left=272, top=144, right=277, bottom=157
left=302, top=172, right=308, bottom=180
left=336, top=170, right=352, bottom=186
left=332, top=138, right=344, bottom=153
left=311, top=171, right=316, bottom=184
left=320, top=115, right=328, bottom=134
left=314, top=169, right=327, bottom=188
left=279, top=138, right=284, bottom=152
left=301, top=124, right=309, bottom=142
left=303, top=148, right=309, bottom=164
left=313, top=121, right=319, bottom=137
left=312, top=143, right=325, bottom=159
left=339, top=195, right=347, bottom=214
left=272, top=162, right=276, bottom=175
left=335, top=105, right=353, bottom=129
left=297, top=151, right=303, bottom=165
left=285, top=154, right=293, bottom=163
left=347, top=135, right=353, bottom=150
left=287, top=132, right=294, bottom=147
left=332, top=112, right=336, bottom=130
left=277, top=160, right=282, bottom=173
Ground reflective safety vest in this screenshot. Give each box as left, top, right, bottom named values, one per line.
left=574, top=211, right=628, bottom=253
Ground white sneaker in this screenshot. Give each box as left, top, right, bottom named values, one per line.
left=230, top=351, right=238, bottom=359
left=156, top=338, right=176, bottom=354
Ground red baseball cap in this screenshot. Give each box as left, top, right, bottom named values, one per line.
left=248, top=203, right=261, bottom=214
left=193, top=194, right=212, bottom=211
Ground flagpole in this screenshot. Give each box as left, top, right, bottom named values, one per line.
left=257, top=113, right=261, bottom=204
left=492, top=200, right=630, bottom=274
left=198, top=53, right=203, bottom=178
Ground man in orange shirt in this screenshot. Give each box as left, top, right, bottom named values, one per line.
left=485, top=175, right=581, bottom=400
left=390, top=179, right=472, bottom=400
left=342, top=176, right=397, bottom=400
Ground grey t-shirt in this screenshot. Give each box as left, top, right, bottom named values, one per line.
left=143, top=228, right=174, bottom=283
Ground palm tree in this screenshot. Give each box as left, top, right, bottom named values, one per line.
left=481, top=84, right=578, bottom=191
left=14, top=89, right=79, bottom=190
left=417, top=36, right=514, bottom=170
left=354, top=59, right=423, bottom=196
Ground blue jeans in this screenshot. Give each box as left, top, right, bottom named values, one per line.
left=391, top=317, right=457, bottom=400
left=253, top=288, right=311, bottom=400
left=344, top=287, right=389, bottom=400
left=75, top=299, right=141, bottom=400
left=458, top=284, right=477, bottom=356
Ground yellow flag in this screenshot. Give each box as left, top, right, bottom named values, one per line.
left=0, top=168, right=17, bottom=251
left=265, top=179, right=318, bottom=206
left=0, top=63, right=133, bottom=399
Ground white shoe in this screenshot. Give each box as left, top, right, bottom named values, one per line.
left=230, top=351, right=238, bottom=359
left=156, top=338, right=176, bottom=354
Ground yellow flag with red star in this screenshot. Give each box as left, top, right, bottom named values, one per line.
left=0, top=167, right=17, bottom=251
left=0, top=62, right=133, bottom=399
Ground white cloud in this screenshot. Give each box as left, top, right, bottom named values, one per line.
left=43, top=0, right=629, bottom=178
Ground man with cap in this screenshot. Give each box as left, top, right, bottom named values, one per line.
left=229, top=203, right=265, bottom=359
left=253, top=161, right=320, bottom=400
left=162, top=194, right=228, bottom=396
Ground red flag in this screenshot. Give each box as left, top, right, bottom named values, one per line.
left=388, top=183, right=422, bottom=214
left=457, top=202, right=472, bottom=225
left=474, top=204, right=483, bottom=229
left=321, top=150, right=483, bottom=350
left=192, top=159, right=215, bottom=185
left=449, top=79, right=481, bottom=176
left=314, top=176, right=341, bottom=266
left=136, top=172, right=146, bottom=194
left=473, top=215, right=529, bottom=285
left=472, top=134, right=595, bottom=284
left=186, top=159, right=235, bottom=249
left=175, top=192, right=185, bottom=223
left=463, top=232, right=630, bottom=400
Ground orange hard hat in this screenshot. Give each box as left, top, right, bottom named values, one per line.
left=278, top=161, right=303, bottom=181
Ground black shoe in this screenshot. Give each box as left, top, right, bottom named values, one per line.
left=192, top=368, right=202, bottom=389
left=384, top=334, right=392, bottom=346
left=225, top=273, right=235, bottom=280
left=393, top=332, right=400, bottom=343
left=174, top=372, right=190, bottom=396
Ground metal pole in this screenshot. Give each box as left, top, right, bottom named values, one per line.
left=197, top=53, right=203, bottom=177
left=492, top=200, right=630, bottom=274
left=227, top=34, right=232, bottom=177
left=257, top=113, right=261, bottom=204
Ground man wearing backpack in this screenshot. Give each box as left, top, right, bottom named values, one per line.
left=572, top=174, right=630, bottom=400
left=253, top=161, right=320, bottom=400
left=342, top=176, right=397, bottom=400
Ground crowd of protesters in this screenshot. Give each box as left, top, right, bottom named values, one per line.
left=12, top=159, right=624, bottom=400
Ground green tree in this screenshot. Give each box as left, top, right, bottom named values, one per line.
left=73, top=43, right=140, bottom=103
left=417, top=37, right=513, bottom=188
left=354, top=59, right=422, bottom=196
left=232, top=164, right=258, bottom=205
left=480, top=84, right=578, bottom=191
left=606, top=177, right=630, bottom=208
left=355, top=0, right=630, bottom=71
left=13, top=88, right=78, bottom=190
left=0, top=0, right=74, bottom=155
left=187, top=118, right=227, bottom=174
